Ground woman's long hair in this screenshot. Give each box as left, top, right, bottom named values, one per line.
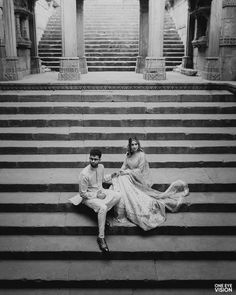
left=127, top=137, right=143, bottom=157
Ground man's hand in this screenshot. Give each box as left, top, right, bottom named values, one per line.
left=97, top=190, right=106, bottom=199
left=111, top=172, right=118, bottom=178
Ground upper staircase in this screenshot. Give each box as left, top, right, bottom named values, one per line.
left=84, top=0, right=139, bottom=71
left=38, top=6, right=62, bottom=71
left=0, top=80, right=235, bottom=293
left=164, top=10, right=185, bottom=71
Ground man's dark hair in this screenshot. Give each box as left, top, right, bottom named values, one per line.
left=90, top=148, right=102, bottom=158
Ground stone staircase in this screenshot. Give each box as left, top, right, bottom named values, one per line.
left=37, top=0, right=184, bottom=72
left=164, top=10, right=185, bottom=71
left=0, top=82, right=235, bottom=293
left=84, top=0, right=139, bottom=71
left=38, top=6, right=62, bottom=71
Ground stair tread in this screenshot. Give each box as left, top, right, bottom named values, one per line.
left=0, top=212, right=236, bottom=227
left=0, top=192, right=235, bottom=206
left=0, top=90, right=233, bottom=97
left=0, top=235, right=235, bottom=252
left=1, top=114, right=235, bottom=122
left=0, top=140, right=235, bottom=148
left=0, top=126, right=235, bottom=134
left=0, top=260, right=235, bottom=282
left=0, top=154, right=235, bottom=163
left=0, top=168, right=235, bottom=184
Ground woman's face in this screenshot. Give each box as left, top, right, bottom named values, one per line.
left=131, top=140, right=139, bottom=152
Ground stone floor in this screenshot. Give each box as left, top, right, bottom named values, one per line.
left=1, top=71, right=236, bottom=86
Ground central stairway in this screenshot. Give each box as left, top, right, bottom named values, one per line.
left=0, top=82, right=235, bottom=293
left=84, top=0, right=139, bottom=72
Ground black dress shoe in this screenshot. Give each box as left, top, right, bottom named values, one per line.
left=97, top=237, right=109, bottom=253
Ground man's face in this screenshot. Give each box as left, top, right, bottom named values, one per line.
left=89, top=155, right=100, bottom=168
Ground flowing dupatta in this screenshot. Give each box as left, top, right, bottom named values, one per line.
left=111, top=152, right=189, bottom=230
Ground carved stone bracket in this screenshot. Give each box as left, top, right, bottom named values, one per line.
left=220, top=37, right=236, bottom=46
left=222, top=0, right=236, bottom=8
left=192, top=36, right=208, bottom=48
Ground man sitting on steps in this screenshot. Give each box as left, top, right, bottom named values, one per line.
left=70, top=148, right=121, bottom=253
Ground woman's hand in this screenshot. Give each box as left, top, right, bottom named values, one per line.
left=97, top=190, right=106, bottom=199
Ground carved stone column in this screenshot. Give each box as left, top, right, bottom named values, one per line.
left=201, top=0, right=223, bottom=80
left=0, top=0, right=6, bottom=58
left=58, top=0, right=80, bottom=80
left=1, top=0, right=22, bottom=80
left=143, top=0, right=166, bottom=80
left=77, top=0, right=87, bottom=74
left=136, top=0, right=148, bottom=73
left=181, top=1, right=194, bottom=70
left=29, top=0, right=41, bottom=74
left=219, top=0, right=236, bottom=80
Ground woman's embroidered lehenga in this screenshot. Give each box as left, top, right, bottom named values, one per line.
left=111, top=151, right=189, bottom=231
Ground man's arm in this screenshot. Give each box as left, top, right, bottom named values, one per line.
left=79, top=173, right=96, bottom=200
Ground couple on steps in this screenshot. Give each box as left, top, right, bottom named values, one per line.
left=70, top=137, right=189, bottom=252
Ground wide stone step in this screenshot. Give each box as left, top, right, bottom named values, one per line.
left=1, top=101, right=235, bottom=114
left=86, top=52, right=138, bottom=56
left=0, top=211, right=236, bottom=234
left=0, top=260, right=235, bottom=288
left=88, top=66, right=136, bottom=71
left=86, top=57, right=137, bottom=61
left=85, top=33, right=138, bottom=38
left=39, top=40, right=62, bottom=45
left=85, top=44, right=138, bottom=49
left=85, top=40, right=138, bottom=45
left=0, top=90, right=233, bottom=102
left=41, top=61, right=60, bottom=67
left=0, top=234, right=235, bottom=259
left=41, top=34, right=62, bottom=39
left=0, top=126, right=235, bottom=141
left=38, top=52, right=62, bottom=57
left=0, top=167, right=235, bottom=192
left=1, top=153, right=235, bottom=168
left=164, top=48, right=184, bottom=53
left=0, top=289, right=223, bottom=295
left=0, top=114, right=236, bottom=128
left=164, top=44, right=184, bottom=49
left=1, top=140, right=235, bottom=154
left=0, top=192, right=235, bottom=213
left=1, top=192, right=236, bottom=213
left=163, top=52, right=184, bottom=56
left=87, top=61, right=136, bottom=67
left=86, top=48, right=138, bottom=52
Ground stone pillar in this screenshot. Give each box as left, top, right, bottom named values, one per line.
left=144, top=0, right=166, bottom=80
left=58, top=0, right=80, bottom=80
left=1, top=0, right=22, bottom=80
left=29, top=0, right=41, bottom=74
left=182, top=2, right=194, bottom=69
left=76, top=0, right=87, bottom=74
left=0, top=0, right=6, bottom=58
left=201, top=0, right=223, bottom=80
left=136, top=0, right=148, bottom=73
left=219, top=0, right=236, bottom=80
